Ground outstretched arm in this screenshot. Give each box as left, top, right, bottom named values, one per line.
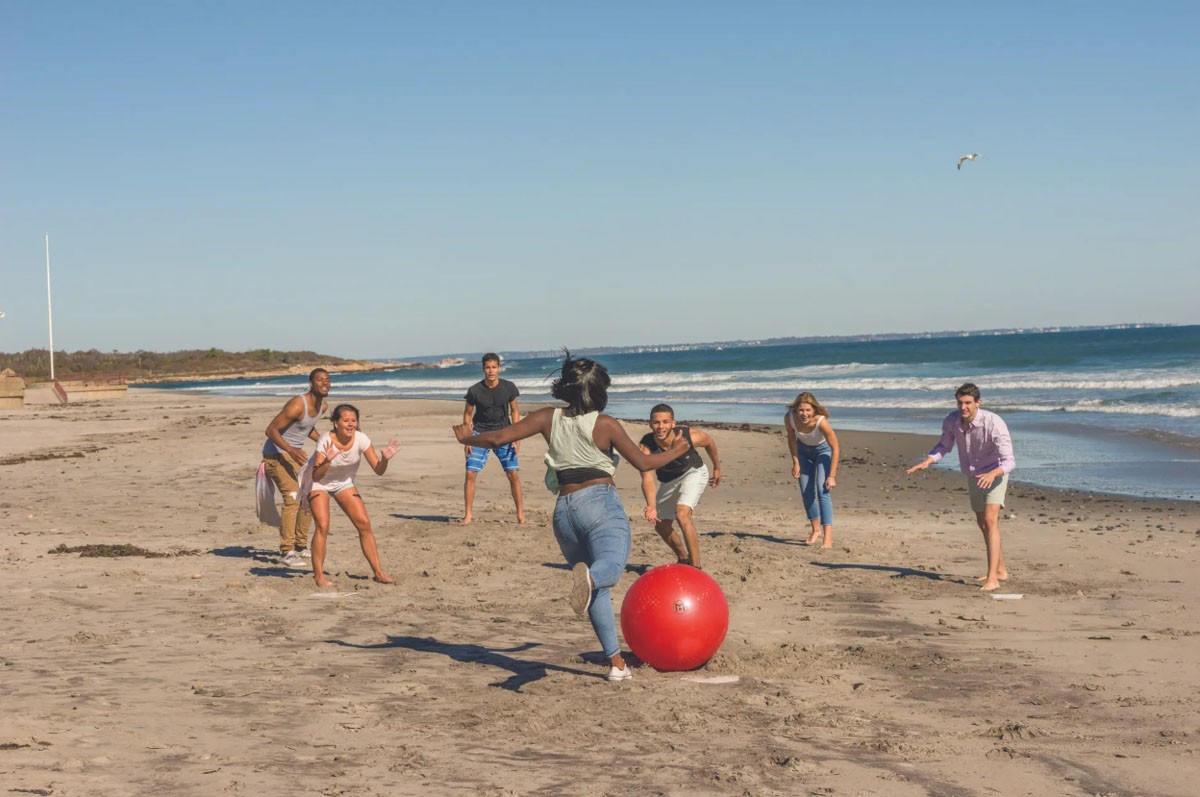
left=454, top=407, right=553, bottom=449
left=908, top=416, right=955, bottom=474
left=906, top=456, right=934, bottom=474
left=594, top=415, right=689, bottom=472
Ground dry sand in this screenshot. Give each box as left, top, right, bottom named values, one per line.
left=1, top=390, right=1198, bottom=796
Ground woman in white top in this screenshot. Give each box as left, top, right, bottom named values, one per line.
left=784, top=391, right=840, bottom=547
left=454, top=352, right=688, bottom=682
left=308, top=404, right=401, bottom=587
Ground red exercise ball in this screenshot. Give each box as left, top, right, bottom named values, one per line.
left=620, top=564, right=729, bottom=671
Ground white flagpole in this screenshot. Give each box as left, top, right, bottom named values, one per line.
left=46, top=234, right=55, bottom=381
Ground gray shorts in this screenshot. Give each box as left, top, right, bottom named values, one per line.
left=968, top=473, right=1008, bottom=513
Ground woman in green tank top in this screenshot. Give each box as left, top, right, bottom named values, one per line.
left=453, top=351, right=688, bottom=682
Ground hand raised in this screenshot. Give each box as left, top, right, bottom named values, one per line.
left=380, top=439, right=401, bottom=460
left=318, top=440, right=339, bottom=465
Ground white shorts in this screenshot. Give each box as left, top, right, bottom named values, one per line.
left=656, top=465, right=709, bottom=520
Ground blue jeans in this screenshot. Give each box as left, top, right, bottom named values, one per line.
left=797, top=441, right=834, bottom=526
left=552, top=484, right=631, bottom=658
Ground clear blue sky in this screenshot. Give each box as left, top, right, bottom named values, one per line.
left=2, top=2, right=1197, bottom=359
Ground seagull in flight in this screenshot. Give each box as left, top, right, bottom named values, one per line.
left=957, top=152, right=980, bottom=170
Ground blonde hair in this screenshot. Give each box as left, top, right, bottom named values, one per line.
left=788, top=391, right=829, bottom=418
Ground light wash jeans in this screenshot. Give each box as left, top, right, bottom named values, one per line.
left=796, top=441, right=834, bottom=526
left=552, top=484, right=631, bottom=658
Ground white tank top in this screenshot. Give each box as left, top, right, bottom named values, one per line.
left=544, top=410, right=617, bottom=475
left=263, top=393, right=322, bottom=456
left=788, top=411, right=827, bottom=446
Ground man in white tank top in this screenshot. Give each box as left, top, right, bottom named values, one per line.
left=262, top=368, right=330, bottom=568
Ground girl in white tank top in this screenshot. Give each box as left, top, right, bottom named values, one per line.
left=785, top=391, right=841, bottom=548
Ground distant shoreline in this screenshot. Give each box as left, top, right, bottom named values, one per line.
left=131, top=358, right=474, bottom=386
left=130, top=360, right=420, bottom=386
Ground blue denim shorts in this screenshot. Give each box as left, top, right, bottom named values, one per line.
left=466, top=442, right=519, bottom=473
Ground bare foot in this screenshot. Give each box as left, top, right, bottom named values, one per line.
left=372, top=575, right=395, bottom=584
left=805, top=531, right=822, bottom=545
left=821, top=539, right=833, bottom=549
left=516, top=513, right=526, bottom=524
left=975, top=572, right=1009, bottom=582
left=979, top=581, right=1001, bottom=591
left=314, top=578, right=335, bottom=588
left=459, top=516, right=473, bottom=526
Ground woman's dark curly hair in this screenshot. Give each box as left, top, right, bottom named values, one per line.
left=550, top=350, right=610, bottom=414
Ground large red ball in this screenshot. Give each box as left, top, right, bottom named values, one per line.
left=620, top=564, right=729, bottom=671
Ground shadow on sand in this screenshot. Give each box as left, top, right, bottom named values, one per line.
left=389, top=513, right=455, bottom=523
left=211, top=545, right=311, bottom=580
left=811, top=561, right=968, bottom=585
left=702, top=530, right=808, bottom=547
left=326, top=635, right=597, bottom=690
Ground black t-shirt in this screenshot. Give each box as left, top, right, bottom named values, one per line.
left=639, top=426, right=704, bottom=483
left=465, top=379, right=520, bottom=431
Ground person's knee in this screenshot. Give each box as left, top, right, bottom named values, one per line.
left=676, top=505, right=693, bottom=521
left=464, top=471, right=479, bottom=483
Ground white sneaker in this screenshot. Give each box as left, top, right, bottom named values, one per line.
left=282, top=551, right=307, bottom=569
left=296, top=548, right=312, bottom=560
left=607, top=665, right=632, bottom=682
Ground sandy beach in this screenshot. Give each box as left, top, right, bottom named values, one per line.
left=1, top=390, right=1198, bottom=796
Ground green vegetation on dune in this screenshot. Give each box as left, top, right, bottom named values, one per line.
left=0, top=348, right=366, bottom=383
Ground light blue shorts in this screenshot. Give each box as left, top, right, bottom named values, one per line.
left=466, top=441, right=519, bottom=473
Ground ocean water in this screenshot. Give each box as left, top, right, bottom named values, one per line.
left=155, top=325, right=1200, bottom=501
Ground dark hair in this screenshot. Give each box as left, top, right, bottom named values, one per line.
left=650, top=403, right=674, bottom=418
left=330, top=403, right=360, bottom=424
left=550, top=350, right=610, bottom=414
left=788, top=391, right=830, bottom=417
left=955, top=383, right=981, bottom=401
left=309, top=367, right=330, bottom=382
left=482, top=353, right=501, bottom=366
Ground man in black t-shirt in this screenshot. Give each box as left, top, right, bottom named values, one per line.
left=638, top=403, right=721, bottom=568
left=461, top=353, right=525, bottom=525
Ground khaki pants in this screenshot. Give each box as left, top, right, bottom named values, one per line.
left=262, top=453, right=312, bottom=553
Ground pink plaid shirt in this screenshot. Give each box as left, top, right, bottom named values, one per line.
left=928, top=408, right=1015, bottom=476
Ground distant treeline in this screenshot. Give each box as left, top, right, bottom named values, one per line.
left=0, top=348, right=358, bottom=382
